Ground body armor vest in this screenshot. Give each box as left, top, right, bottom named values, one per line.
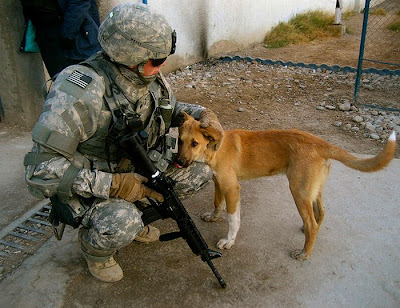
left=81, top=54, right=177, bottom=172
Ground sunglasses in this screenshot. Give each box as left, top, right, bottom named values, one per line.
left=150, top=58, right=167, bottom=66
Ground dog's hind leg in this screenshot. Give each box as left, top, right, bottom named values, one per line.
left=301, top=197, right=324, bottom=233
left=313, top=161, right=330, bottom=226
left=290, top=195, right=319, bottom=260
left=312, top=195, right=325, bottom=226
left=287, top=166, right=322, bottom=260
left=202, top=177, right=225, bottom=222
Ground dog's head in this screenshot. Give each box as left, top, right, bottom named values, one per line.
left=175, top=112, right=223, bottom=168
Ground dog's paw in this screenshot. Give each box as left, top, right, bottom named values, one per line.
left=216, top=238, right=235, bottom=249
left=201, top=212, right=219, bottom=222
left=290, top=249, right=309, bottom=261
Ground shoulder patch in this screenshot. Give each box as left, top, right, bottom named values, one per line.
left=67, top=71, right=93, bottom=89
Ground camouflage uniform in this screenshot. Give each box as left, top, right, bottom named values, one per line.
left=24, top=3, right=213, bottom=261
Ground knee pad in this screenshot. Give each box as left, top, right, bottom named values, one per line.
left=167, top=162, right=213, bottom=199
left=79, top=228, right=115, bottom=261
left=82, top=200, right=144, bottom=251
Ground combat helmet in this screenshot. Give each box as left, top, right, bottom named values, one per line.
left=98, top=2, right=176, bottom=67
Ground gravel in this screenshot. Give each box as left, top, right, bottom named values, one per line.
left=166, top=59, right=400, bottom=143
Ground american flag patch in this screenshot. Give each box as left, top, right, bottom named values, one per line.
left=66, top=70, right=92, bottom=89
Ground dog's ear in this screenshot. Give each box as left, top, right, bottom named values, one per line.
left=201, top=126, right=224, bottom=151
left=181, top=112, right=192, bottom=122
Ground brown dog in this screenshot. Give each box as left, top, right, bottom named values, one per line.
left=176, top=112, right=397, bottom=260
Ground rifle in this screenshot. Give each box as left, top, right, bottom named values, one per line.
left=117, top=131, right=227, bottom=288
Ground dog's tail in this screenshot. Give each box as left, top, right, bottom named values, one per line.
left=327, top=131, right=397, bottom=172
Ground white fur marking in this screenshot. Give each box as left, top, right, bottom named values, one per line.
left=389, top=131, right=396, bottom=142
left=216, top=202, right=241, bottom=249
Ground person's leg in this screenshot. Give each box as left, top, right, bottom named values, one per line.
left=79, top=198, right=144, bottom=282
left=165, top=162, right=213, bottom=199
left=34, top=24, right=72, bottom=77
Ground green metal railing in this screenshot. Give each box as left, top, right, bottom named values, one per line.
left=354, top=0, right=400, bottom=103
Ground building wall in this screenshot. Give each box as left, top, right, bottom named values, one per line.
left=0, top=0, right=46, bottom=128
left=98, top=0, right=363, bottom=71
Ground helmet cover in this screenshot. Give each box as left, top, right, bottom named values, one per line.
left=98, top=2, right=173, bottom=67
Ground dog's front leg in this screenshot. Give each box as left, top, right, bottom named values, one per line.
left=217, top=201, right=240, bottom=249
left=215, top=178, right=241, bottom=250
left=202, top=177, right=224, bottom=222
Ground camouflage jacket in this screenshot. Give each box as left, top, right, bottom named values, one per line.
left=24, top=56, right=204, bottom=212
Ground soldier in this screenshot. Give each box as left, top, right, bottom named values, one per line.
left=24, top=2, right=223, bottom=283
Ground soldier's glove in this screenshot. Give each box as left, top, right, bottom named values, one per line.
left=199, top=109, right=223, bottom=132
left=199, top=109, right=224, bottom=150
left=110, top=173, right=164, bottom=202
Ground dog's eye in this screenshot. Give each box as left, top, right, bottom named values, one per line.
left=191, top=141, right=198, bottom=147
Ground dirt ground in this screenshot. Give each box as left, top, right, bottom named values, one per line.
left=169, top=12, right=400, bottom=159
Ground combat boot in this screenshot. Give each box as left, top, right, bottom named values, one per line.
left=84, top=255, right=123, bottom=283
left=134, top=225, right=160, bottom=243
left=79, top=228, right=123, bottom=282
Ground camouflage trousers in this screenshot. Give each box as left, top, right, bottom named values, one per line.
left=79, top=162, right=212, bottom=258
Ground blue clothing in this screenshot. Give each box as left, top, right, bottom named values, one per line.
left=21, top=0, right=101, bottom=76
left=57, top=0, right=101, bottom=61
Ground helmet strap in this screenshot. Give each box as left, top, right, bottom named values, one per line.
left=120, top=64, right=157, bottom=84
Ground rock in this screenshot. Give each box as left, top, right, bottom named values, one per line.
left=333, top=121, right=342, bottom=127
left=326, top=105, right=336, bottom=110
left=338, top=102, right=351, bottom=111
left=352, top=116, right=364, bottom=123
left=343, top=124, right=352, bottom=131
left=365, top=122, right=376, bottom=132
left=238, top=107, right=245, bottom=112
left=370, top=133, right=380, bottom=140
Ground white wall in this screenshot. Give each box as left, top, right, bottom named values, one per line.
left=98, top=0, right=364, bottom=70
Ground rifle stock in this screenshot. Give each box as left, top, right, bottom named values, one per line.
left=118, top=132, right=227, bottom=288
